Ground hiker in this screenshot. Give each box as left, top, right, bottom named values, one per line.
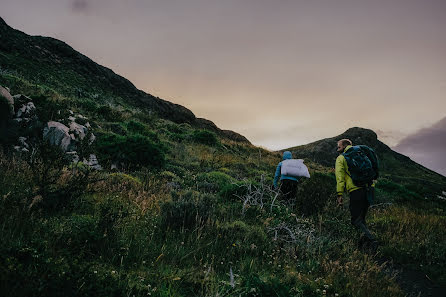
left=335, top=139, right=379, bottom=249
left=273, top=151, right=310, bottom=200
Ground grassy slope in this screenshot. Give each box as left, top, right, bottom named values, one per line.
left=1, top=73, right=445, bottom=297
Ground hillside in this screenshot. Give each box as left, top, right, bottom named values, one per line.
left=0, top=17, right=248, bottom=143
left=285, top=127, right=446, bottom=197
left=1, top=18, right=446, bottom=297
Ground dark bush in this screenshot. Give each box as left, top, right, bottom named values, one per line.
left=98, top=105, right=124, bottom=121
left=191, top=129, right=219, bottom=145
left=96, top=132, right=166, bottom=169
left=126, top=120, right=146, bottom=134
left=295, top=172, right=336, bottom=216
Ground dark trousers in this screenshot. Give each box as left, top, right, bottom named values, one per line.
left=349, top=187, right=375, bottom=241
left=280, top=179, right=298, bottom=200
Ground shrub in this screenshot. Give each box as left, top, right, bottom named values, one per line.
left=196, top=171, right=234, bottom=193
left=295, top=172, right=336, bottom=216
left=191, top=129, right=219, bottom=145
left=96, top=132, right=166, bottom=169
left=98, top=105, right=124, bottom=121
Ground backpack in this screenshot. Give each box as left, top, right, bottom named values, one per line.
left=342, top=145, right=379, bottom=186
left=281, top=159, right=310, bottom=178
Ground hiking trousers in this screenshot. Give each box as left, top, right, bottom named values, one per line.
left=280, top=179, right=298, bottom=200
left=349, top=187, right=375, bottom=241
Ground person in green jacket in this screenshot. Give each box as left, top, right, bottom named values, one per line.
left=335, top=139, right=377, bottom=248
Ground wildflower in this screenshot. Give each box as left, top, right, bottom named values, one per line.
left=323, top=289, right=326, bottom=294
left=94, top=270, right=98, bottom=274
left=111, top=270, right=116, bottom=274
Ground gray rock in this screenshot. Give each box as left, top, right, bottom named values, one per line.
left=84, top=154, right=102, bottom=170
left=18, top=136, right=29, bottom=149
left=68, top=116, right=76, bottom=122
left=89, top=133, right=96, bottom=145
left=16, top=102, right=36, bottom=118
left=0, top=85, right=14, bottom=116
left=69, top=121, right=88, bottom=140
left=43, top=121, right=76, bottom=152
left=66, top=151, right=80, bottom=163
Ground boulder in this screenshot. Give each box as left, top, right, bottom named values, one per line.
left=43, top=121, right=76, bottom=152
left=0, top=86, right=14, bottom=117
left=84, top=154, right=102, bottom=170
left=69, top=121, right=88, bottom=140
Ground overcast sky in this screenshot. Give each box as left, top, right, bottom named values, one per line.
left=1, top=0, right=446, bottom=150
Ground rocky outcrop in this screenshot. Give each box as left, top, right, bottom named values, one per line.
left=43, top=121, right=76, bottom=152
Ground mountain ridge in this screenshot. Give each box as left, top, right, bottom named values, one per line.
left=284, top=127, right=446, bottom=195
left=0, top=17, right=249, bottom=143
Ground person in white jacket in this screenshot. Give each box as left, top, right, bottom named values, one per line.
left=273, top=151, right=300, bottom=200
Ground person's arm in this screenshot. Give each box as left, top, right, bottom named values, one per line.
left=335, top=155, right=345, bottom=205
left=273, top=162, right=281, bottom=189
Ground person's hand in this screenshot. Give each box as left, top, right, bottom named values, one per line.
left=337, top=195, right=343, bottom=207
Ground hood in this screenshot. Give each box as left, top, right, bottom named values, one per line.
left=283, top=151, right=292, bottom=160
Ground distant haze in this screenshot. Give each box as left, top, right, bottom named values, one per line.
left=394, top=117, right=446, bottom=176
left=1, top=0, right=446, bottom=152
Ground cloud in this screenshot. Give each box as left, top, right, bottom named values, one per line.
left=394, top=116, right=446, bottom=176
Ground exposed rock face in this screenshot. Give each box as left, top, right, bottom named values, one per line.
left=43, top=121, right=76, bottom=152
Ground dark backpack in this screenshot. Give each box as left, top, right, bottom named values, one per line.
left=342, top=145, right=379, bottom=186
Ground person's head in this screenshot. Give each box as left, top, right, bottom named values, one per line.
left=283, top=151, right=292, bottom=160
left=337, top=139, right=352, bottom=153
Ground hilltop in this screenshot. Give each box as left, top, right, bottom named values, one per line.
left=285, top=127, right=446, bottom=197
left=1, top=18, right=446, bottom=297
left=0, top=17, right=248, bottom=143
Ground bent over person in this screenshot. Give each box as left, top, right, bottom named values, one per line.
left=273, top=151, right=300, bottom=200
left=335, top=139, right=379, bottom=249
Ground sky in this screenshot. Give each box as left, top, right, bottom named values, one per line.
left=1, top=0, right=446, bottom=151
left=394, top=116, right=446, bottom=176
